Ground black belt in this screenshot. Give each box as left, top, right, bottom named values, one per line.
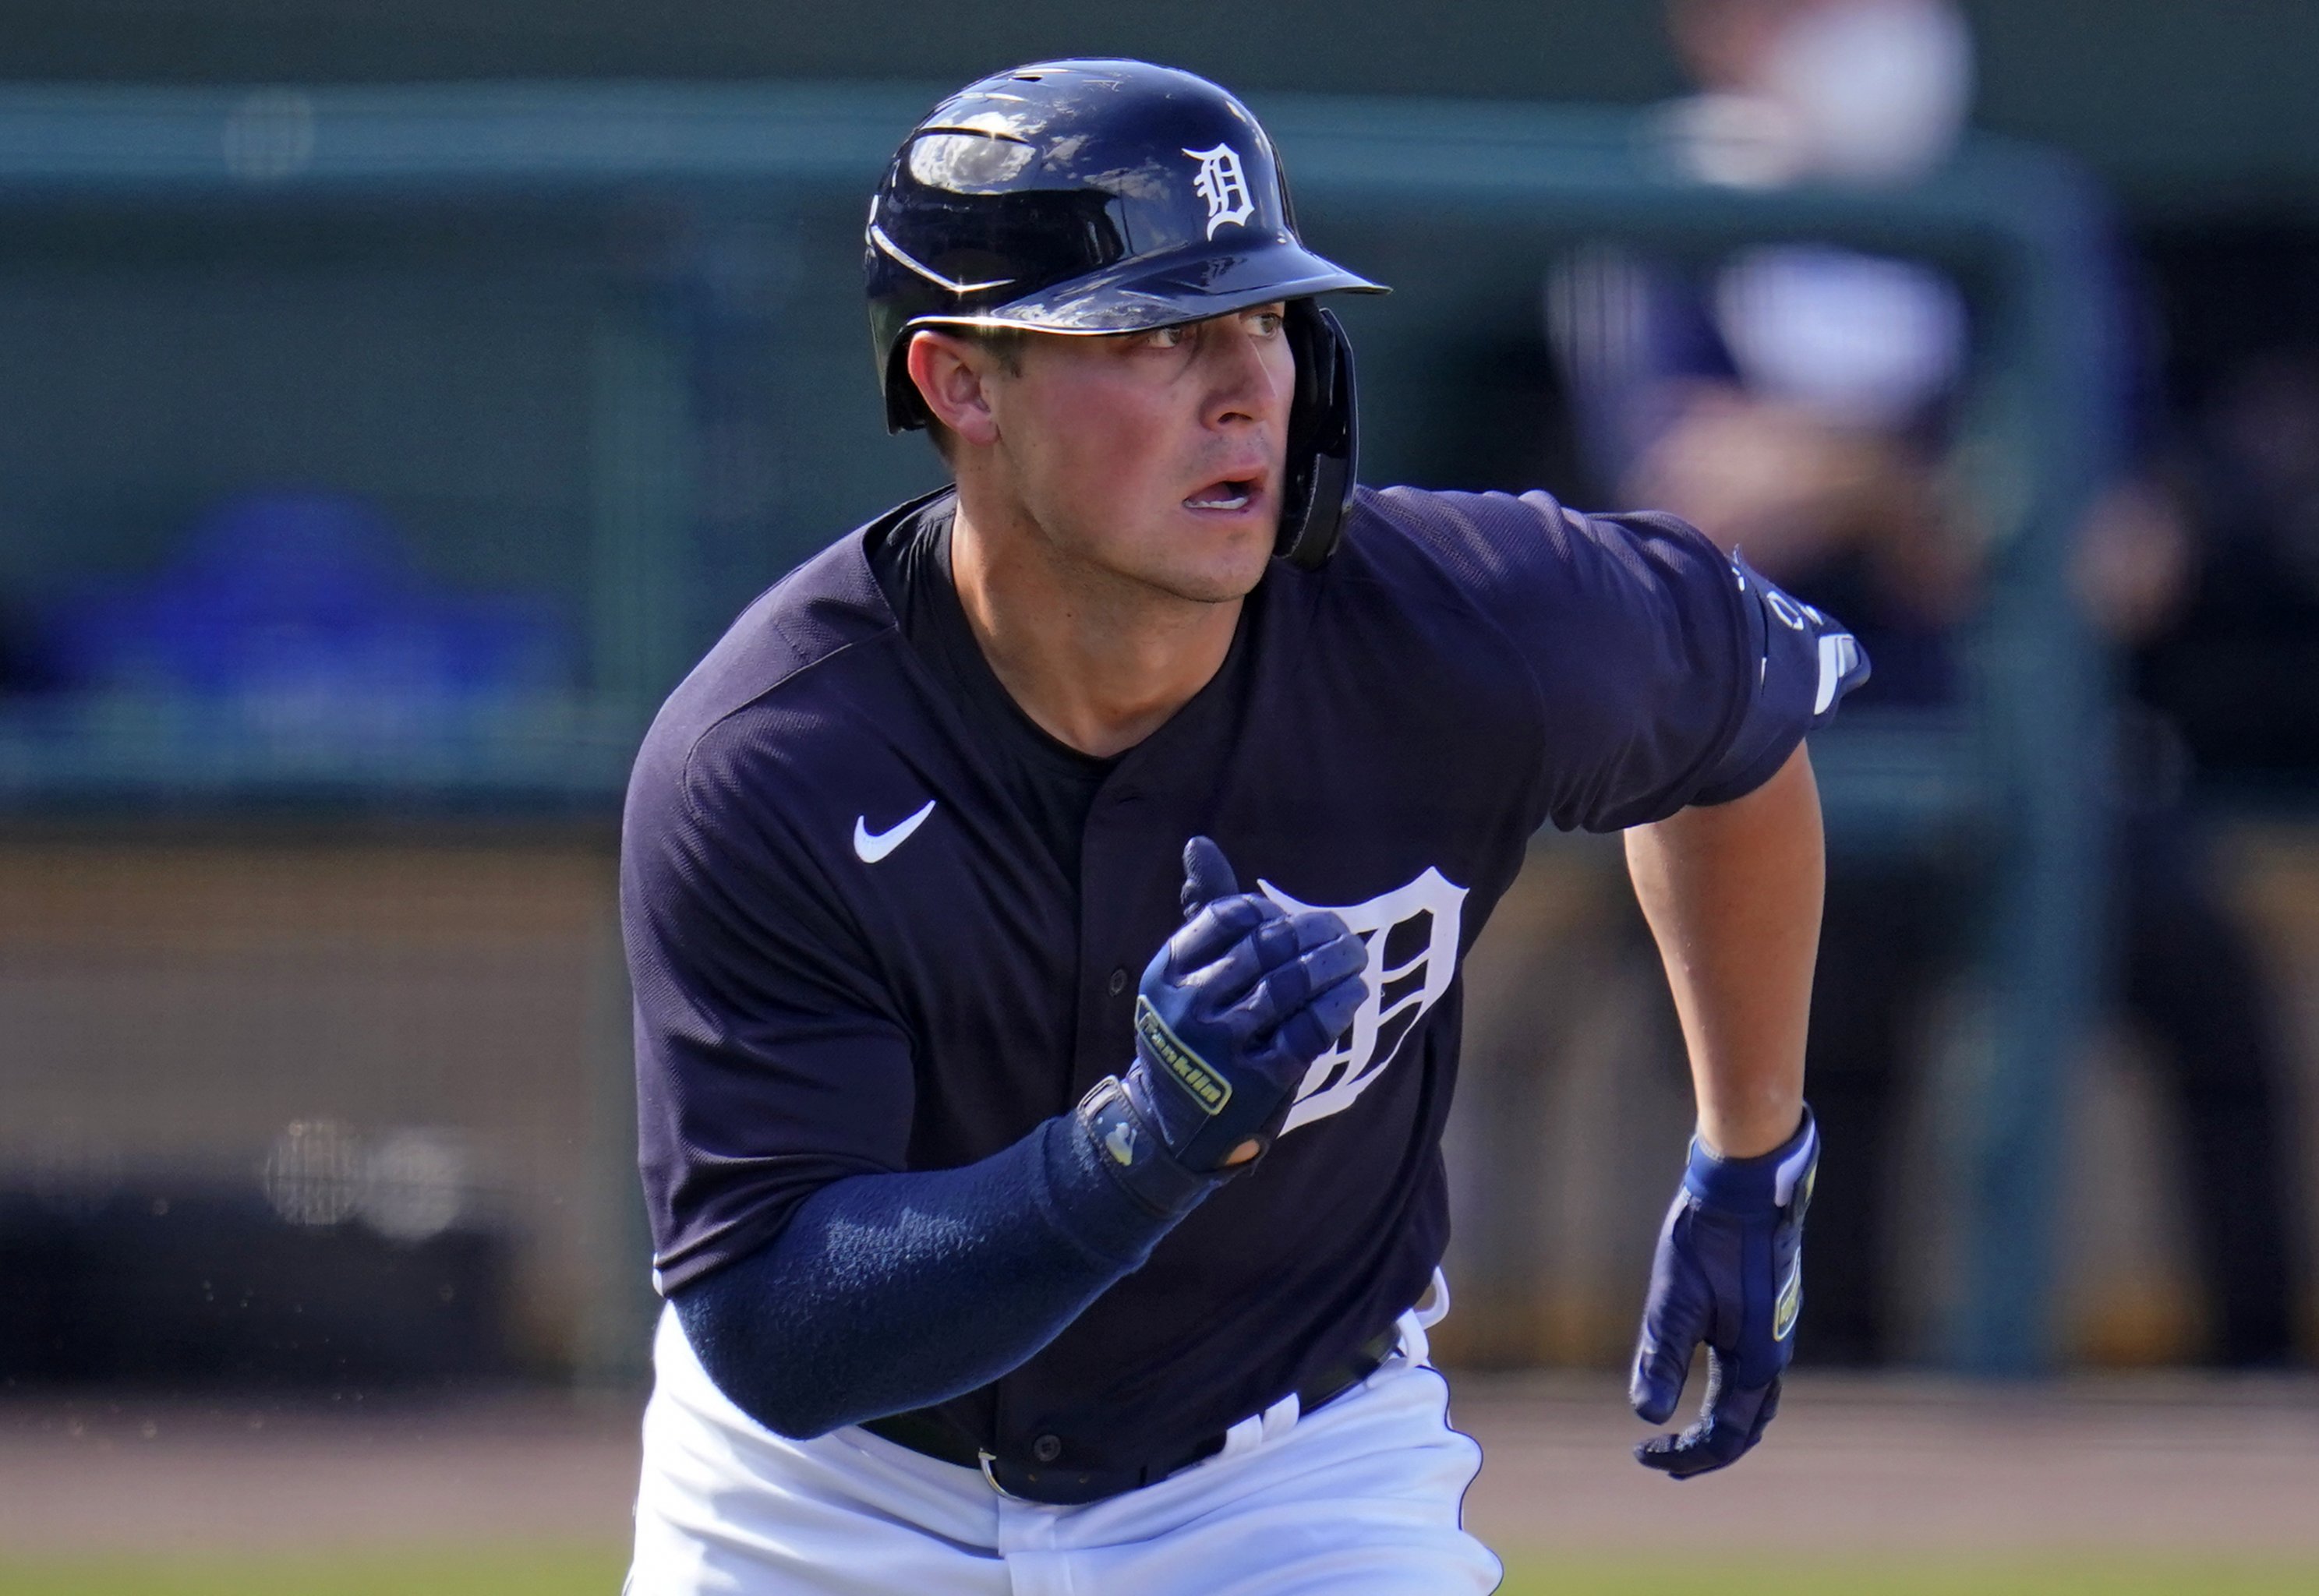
left=861, top=1325, right=1400, bottom=1506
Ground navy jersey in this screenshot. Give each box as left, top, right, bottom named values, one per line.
left=623, top=483, right=1864, bottom=1469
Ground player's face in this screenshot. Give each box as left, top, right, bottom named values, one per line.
left=994, top=304, right=1295, bottom=604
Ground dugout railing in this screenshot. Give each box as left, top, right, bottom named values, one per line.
left=0, top=83, right=2114, bottom=1378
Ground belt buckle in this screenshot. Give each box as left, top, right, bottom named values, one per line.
left=977, top=1449, right=1027, bottom=1501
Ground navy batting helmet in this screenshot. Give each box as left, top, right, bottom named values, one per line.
left=865, top=58, right=1387, bottom=569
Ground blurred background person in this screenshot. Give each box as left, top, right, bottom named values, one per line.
left=1548, top=0, right=2306, bottom=1365
left=2138, top=348, right=2319, bottom=789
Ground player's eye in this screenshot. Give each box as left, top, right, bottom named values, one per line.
left=1245, top=309, right=1285, bottom=337
left=1141, top=323, right=1190, bottom=350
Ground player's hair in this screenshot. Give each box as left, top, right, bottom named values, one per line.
left=914, top=325, right=1032, bottom=467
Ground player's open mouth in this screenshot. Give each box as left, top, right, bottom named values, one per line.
left=1185, top=478, right=1259, bottom=513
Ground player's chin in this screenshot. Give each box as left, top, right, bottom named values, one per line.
left=1158, top=503, right=1275, bottom=598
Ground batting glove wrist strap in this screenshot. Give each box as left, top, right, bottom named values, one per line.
left=1684, top=1107, right=1820, bottom=1219
left=1071, top=1076, right=1218, bottom=1222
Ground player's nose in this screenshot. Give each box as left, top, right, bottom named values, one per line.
left=1200, top=316, right=1291, bottom=432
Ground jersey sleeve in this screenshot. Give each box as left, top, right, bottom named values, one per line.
left=1367, top=487, right=1868, bottom=833
left=622, top=714, right=916, bottom=1296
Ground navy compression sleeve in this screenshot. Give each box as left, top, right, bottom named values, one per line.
left=671, top=1110, right=1204, bottom=1439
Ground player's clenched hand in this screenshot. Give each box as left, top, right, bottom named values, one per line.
left=1122, top=835, right=1368, bottom=1174
left=1629, top=1109, right=1818, bottom=1480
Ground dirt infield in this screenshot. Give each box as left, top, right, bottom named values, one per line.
left=0, top=1393, right=641, bottom=1557
left=1454, top=1372, right=2319, bottom=1555
left=2, top=1372, right=2314, bottom=1559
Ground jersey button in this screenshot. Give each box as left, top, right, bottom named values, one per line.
left=1107, top=967, right=1128, bottom=996
left=1033, top=1433, right=1064, bottom=1464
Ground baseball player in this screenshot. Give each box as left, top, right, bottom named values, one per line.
left=623, top=58, right=1861, bottom=1594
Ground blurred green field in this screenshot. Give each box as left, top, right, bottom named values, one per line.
left=0, top=1550, right=621, bottom=1595
left=0, top=1550, right=627, bottom=1596
left=1497, top=1558, right=2319, bottom=1594
left=3, top=1550, right=2318, bottom=1594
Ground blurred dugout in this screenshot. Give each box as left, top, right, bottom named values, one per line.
left=0, top=836, right=636, bottom=1383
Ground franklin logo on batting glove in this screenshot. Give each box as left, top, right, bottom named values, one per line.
left=1133, top=998, right=1233, bottom=1116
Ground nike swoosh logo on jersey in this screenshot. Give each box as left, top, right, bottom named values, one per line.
left=853, top=799, right=936, bottom=863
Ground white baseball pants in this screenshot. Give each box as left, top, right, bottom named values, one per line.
left=626, top=1280, right=1502, bottom=1595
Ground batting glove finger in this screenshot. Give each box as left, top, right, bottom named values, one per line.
left=1179, top=835, right=1240, bottom=916
left=1257, top=967, right=1369, bottom=1072
left=1247, top=909, right=1343, bottom=971
left=1167, top=892, right=1284, bottom=980
left=1179, top=907, right=1345, bottom=1019
left=1634, top=1365, right=1780, bottom=1480
left=1225, top=920, right=1366, bottom=1035
left=1628, top=1258, right=1710, bottom=1427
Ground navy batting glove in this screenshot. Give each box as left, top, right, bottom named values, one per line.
left=1630, top=1107, right=1817, bottom=1480
left=1102, top=836, right=1366, bottom=1178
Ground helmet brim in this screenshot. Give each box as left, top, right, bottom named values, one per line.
left=905, top=236, right=1387, bottom=339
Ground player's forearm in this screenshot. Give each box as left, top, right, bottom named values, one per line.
left=1624, top=741, right=1822, bottom=1157
left=671, top=1110, right=1203, bottom=1440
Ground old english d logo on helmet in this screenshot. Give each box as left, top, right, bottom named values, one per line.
left=864, top=59, right=1388, bottom=569
left=1182, top=143, right=1257, bottom=238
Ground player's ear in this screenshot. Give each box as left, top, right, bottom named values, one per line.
left=906, top=330, right=1001, bottom=450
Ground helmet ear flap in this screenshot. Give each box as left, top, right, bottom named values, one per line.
left=884, top=335, right=932, bottom=434
left=1275, top=302, right=1359, bottom=571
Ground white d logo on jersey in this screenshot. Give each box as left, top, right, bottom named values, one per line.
left=1182, top=143, right=1257, bottom=238
left=1257, top=867, right=1469, bottom=1135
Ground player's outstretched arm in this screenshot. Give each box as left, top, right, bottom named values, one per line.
left=674, top=1109, right=1184, bottom=1441
left=1621, top=742, right=1823, bottom=1478
left=675, top=837, right=1366, bottom=1441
